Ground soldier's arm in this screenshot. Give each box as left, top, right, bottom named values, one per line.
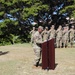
left=56, top=29, right=59, bottom=33
left=48, top=30, right=50, bottom=33
left=68, top=29, right=71, bottom=33
left=36, top=39, right=43, bottom=44
left=56, top=29, right=59, bottom=37
left=30, top=30, right=32, bottom=34
left=62, top=30, right=65, bottom=35
left=48, top=30, right=51, bottom=35
left=55, top=30, right=57, bottom=37
left=74, top=30, right=75, bottom=39
left=48, top=30, right=51, bottom=38
left=41, top=31, right=44, bottom=36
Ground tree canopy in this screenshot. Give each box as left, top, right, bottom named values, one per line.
left=0, top=0, right=75, bottom=45
left=0, top=0, right=49, bottom=45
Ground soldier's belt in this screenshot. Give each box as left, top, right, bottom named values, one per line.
left=36, top=43, right=41, bottom=47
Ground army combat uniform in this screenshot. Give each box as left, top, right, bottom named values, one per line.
left=32, top=31, right=43, bottom=66
left=69, top=28, right=75, bottom=47
left=48, top=28, right=56, bottom=40
left=41, top=29, right=49, bottom=41
left=30, top=28, right=36, bottom=44
left=62, top=27, right=69, bottom=48
left=56, top=26, right=63, bottom=48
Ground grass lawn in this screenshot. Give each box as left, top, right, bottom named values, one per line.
left=0, top=43, right=75, bottom=75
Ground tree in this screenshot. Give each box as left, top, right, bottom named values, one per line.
left=0, top=0, right=75, bottom=45
left=0, top=0, right=49, bottom=45
left=59, top=0, right=75, bottom=17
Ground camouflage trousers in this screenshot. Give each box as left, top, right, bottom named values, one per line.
left=30, top=36, right=34, bottom=43
left=33, top=45, right=41, bottom=66
left=62, top=37, right=69, bottom=47
left=69, top=37, right=74, bottom=47
left=56, top=37, right=62, bottom=48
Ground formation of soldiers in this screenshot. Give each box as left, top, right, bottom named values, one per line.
left=30, top=25, right=75, bottom=68
left=30, top=25, right=75, bottom=48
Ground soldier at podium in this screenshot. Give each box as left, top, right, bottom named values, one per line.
left=32, top=26, right=43, bottom=68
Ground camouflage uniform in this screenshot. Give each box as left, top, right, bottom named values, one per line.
left=32, top=26, right=43, bottom=67
left=62, top=26, right=69, bottom=48
left=69, top=27, right=75, bottom=47
left=48, top=28, right=56, bottom=40
left=41, top=27, right=48, bottom=41
left=30, top=27, right=36, bottom=44
left=56, top=26, right=63, bottom=48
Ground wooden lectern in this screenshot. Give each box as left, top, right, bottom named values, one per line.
left=42, top=39, right=55, bottom=70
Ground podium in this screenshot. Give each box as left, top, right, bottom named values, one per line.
left=42, top=39, right=55, bottom=70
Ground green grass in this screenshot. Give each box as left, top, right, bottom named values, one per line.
left=0, top=43, right=75, bottom=75
left=0, top=61, right=17, bottom=75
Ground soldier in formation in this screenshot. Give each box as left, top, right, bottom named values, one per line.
left=69, top=25, right=75, bottom=47
left=62, top=26, right=69, bottom=48
left=30, top=27, right=36, bottom=44
left=31, top=24, right=75, bottom=68
left=56, top=25, right=63, bottom=48
left=41, top=27, right=49, bottom=42
left=48, top=25, right=56, bottom=40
